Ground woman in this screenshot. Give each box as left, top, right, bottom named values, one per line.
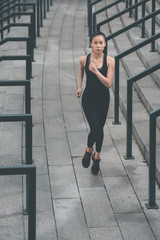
left=76, top=31, right=115, bottom=175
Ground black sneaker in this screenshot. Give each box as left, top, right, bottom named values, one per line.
left=91, top=153, right=101, bottom=175
left=82, top=150, right=93, bottom=168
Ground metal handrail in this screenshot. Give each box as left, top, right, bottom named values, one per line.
left=0, top=164, right=36, bottom=240
left=0, top=0, right=19, bottom=11
left=0, top=37, right=34, bottom=61
left=105, top=9, right=160, bottom=54
left=97, top=0, right=150, bottom=36
left=114, top=32, right=160, bottom=124
left=0, top=114, right=32, bottom=164
left=125, top=62, right=160, bottom=209
left=0, top=22, right=35, bottom=56
left=0, top=80, right=31, bottom=114
left=0, top=55, right=32, bottom=79
left=92, top=0, right=123, bottom=36
left=0, top=12, right=35, bottom=45
left=0, top=113, right=33, bottom=214
left=0, top=4, right=36, bottom=46
left=88, top=0, right=104, bottom=39
left=126, top=62, right=160, bottom=159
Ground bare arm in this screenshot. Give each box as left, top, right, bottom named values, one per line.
left=76, top=56, right=86, bottom=97
left=89, top=56, right=115, bottom=88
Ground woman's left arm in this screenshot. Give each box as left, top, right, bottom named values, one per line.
left=89, top=56, right=115, bottom=88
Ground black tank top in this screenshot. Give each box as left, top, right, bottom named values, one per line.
left=84, top=53, right=108, bottom=96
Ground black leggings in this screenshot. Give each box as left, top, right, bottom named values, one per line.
left=82, top=89, right=110, bottom=153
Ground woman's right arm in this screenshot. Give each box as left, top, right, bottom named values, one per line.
left=76, top=56, right=86, bottom=98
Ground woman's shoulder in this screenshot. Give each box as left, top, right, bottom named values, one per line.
left=107, top=55, right=115, bottom=66
left=80, top=55, right=88, bottom=68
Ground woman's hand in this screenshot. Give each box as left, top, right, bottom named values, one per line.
left=76, top=88, right=82, bottom=98
left=89, top=63, right=98, bottom=75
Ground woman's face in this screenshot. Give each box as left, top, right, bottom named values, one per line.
left=90, top=35, right=106, bottom=54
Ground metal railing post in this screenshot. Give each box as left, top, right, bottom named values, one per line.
left=113, top=57, right=121, bottom=124
left=40, top=0, right=43, bottom=27
left=126, top=0, right=128, bottom=8
left=44, top=0, right=46, bottom=19
left=25, top=80, right=31, bottom=114
left=125, top=80, right=134, bottom=159
left=47, top=0, right=49, bottom=11
left=0, top=164, right=36, bottom=240
left=151, top=0, right=156, bottom=51
left=135, top=0, right=138, bottom=21
left=141, top=1, right=145, bottom=38
left=88, top=0, right=91, bottom=29
left=25, top=115, right=32, bottom=165
left=26, top=55, right=32, bottom=79
left=129, top=0, right=132, bottom=17
left=28, top=165, right=36, bottom=240
left=88, top=2, right=92, bottom=42
left=37, top=0, right=40, bottom=36
left=145, top=109, right=159, bottom=209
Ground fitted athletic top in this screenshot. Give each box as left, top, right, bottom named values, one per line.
left=84, top=53, right=108, bottom=96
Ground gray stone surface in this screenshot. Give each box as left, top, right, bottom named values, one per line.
left=80, top=187, right=117, bottom=228
left=54, top=198, right=90, bottom=240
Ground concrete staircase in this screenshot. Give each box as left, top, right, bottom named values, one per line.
left=92, top=0, right=160, bottom=185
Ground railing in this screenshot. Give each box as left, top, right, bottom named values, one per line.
left=125, top=62, right=160, bottom=159
left=0, top=0, right=53, bottom=37
left=0, top=114, right=33, bottom=214
left=0, top=80, right=31, bottom=114
left=105, top=9, right=160, bottom=54
left=92, top=0, right=124, bottom=36
left=87, top=0, right=104, bottom=41
left=0, top=164, right=36, bottom=240
left=114, top=32, right=160, bottom=125
left=0, top=55, right=32, bottom=79
left=0, top=9, right=36, bottom=47
left=0, top=36, right=34, bottom=61
left=0, top=22, right=34, bottom=47
left=146, top=107, right=160, bottom=209
left=125, top=63, right=160, bottom=209
left=0, top=114, right=32, bottom=164
left=97, top=0, right=150, bottom=38
left=0, top=1, right=53, bottom=238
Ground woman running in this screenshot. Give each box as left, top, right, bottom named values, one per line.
left=76, top=31, right=115, bottom=175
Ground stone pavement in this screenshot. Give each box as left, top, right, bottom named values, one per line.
left=0, top=0, right=160, bottom=239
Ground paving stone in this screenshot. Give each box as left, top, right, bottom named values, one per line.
left=67, top=131, right=88, bottom=157
left=43, top=99, right=62, bottom=118
left=0, top=128, right=21, bottom=155
left=49, top=165, right=79, bottom=199
left=140, top=200, right=160, bottom=240
left=61, top=94, right=82, bottom=112
left=32, top=123, right=45, bottom=147
left=32, top=147, right=48, bottom=175
left=54, top=198, right=90, bottom=240
left=36, top=175, right=53, bottom=212
left=103, top=176, right=142, bottom=213
left=116, top=213, right=156, bottom=240
left=63, top=110, right=86, bottom=132
left=31, top=99, right=43, bottom=124
left=45, top=134, right=71, bottom=166
left=0, top=224, right=24, bottom=240
left=89, top=227, right=123, bottom=240
left=80, top=187, right=117, bottom=228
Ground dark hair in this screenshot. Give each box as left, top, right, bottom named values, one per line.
left=90, top=31, right=106, bottom=42
left=90, top=31, right=107, bottom=55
